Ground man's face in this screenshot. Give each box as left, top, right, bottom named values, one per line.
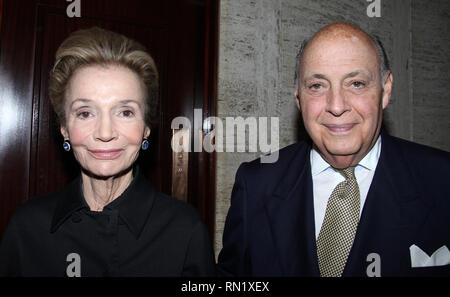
left=296, top=32, right=392, bottom=168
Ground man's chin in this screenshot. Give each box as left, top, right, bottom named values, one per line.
left=323, top=141, right=360, bottom=156
left=319, top=145, right=362, bottom=168
left=327, top=149, right=359, bottom=157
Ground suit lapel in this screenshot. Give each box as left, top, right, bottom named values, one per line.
left=264, top=142, right=320, bottom=276
left=343, top=133, right=432, bottom=276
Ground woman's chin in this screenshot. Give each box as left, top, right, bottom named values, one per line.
left=80, top=164, right=133, bottom=180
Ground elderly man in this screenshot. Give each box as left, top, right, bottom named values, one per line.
left=217, top=22, right=450, bottom=277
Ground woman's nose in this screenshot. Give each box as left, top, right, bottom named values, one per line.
left=94, top=114, right=117, bottom=141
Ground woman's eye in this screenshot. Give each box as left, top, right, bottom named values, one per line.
left=76, top=111, right=92, bottom=119
left=352, top=81, right=365, bottom=88
left=121, top=110, right=135, bottom=117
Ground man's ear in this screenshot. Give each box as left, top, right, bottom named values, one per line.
left=382, top=71, right=393, bottom=110
left=294, top=88, right=301, bottom=110
left=60, top=126, right=69, bottom=140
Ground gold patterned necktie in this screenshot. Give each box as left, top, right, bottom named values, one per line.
left=316, top=166, right=360, bottom=277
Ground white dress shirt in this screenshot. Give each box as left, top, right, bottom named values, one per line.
left=310, top=136, right=382, bottom=239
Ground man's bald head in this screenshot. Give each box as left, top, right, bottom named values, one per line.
left=294, top=22, right=390, bottom=91
left=310, top=22, right=373, bottom=44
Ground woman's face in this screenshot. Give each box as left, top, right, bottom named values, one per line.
left=61, top=65, right=150, bottom=178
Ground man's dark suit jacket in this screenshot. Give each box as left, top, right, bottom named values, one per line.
left=217, top=133, right=450, bottom=276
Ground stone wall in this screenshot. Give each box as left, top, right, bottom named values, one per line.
left=411, top=0, right=450, bottom=149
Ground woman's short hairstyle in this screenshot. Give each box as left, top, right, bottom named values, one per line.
left=49, top=27, right=159, bottom=127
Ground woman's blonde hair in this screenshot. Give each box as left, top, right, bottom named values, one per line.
left=49, top=27, right=159, bottom=127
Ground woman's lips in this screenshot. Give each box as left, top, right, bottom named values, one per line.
left=88, top=149, right=123, bottom=160
left=324, top=124, right=356, bottom=133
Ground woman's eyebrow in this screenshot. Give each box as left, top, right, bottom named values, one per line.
left=70, top=99, right=142, bottom=108
left=117, top=99, right=141, bottom=106
left=70, top=98, right=92, bottom=109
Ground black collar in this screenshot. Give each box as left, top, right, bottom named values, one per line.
left=50, top=168, right=156, bottom=239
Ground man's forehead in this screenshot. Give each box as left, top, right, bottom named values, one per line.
left=312, top=22, right=371, bottom=42
left=303, top=23, right=377, bottom=59
left=300, top=23, right=379, bottom=68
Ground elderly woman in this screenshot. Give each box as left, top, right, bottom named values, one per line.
left=0, top=27, right=215, bottom=276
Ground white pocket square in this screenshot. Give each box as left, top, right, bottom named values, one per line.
left=409, top=244, right=450, bottom=268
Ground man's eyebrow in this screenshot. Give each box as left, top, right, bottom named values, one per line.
left=303, top=73, right=328, bottom=82
left=302, top=71, right=373, bottom=84
left=344, top=71, right=361, bottom=79
left=343, top=70, right=373, bottom=79
left=343, top=70, right=374, bottom=80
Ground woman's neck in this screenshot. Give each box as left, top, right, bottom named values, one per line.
left=81, top=169, right=134, bottom=212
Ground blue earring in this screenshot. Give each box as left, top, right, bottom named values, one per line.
left=63, top=140, right=71, bottom=152
left=141, top=138, right=149, bottom=150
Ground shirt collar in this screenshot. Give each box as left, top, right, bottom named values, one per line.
left=358, top=136, right=381, bottom=171
left=50, top=167, right=156, bottom=239
left=310, top=135, right=382, bottom=175
left=310, top=146, right=331, bottom=176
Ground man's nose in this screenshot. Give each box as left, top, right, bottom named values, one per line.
left=326, top=87, right=350, bottom=116
left=94, top=114, right=117, bottom=141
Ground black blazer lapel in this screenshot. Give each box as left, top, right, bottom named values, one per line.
left=264, top=142, right=320, bottom=276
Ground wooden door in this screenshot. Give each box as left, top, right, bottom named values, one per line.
left=0, top=0, right=218, bottom=239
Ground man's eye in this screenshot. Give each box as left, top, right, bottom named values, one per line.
left=309, top=83, right=322, bottom=90
left=351, top=81, right=365, bottom=88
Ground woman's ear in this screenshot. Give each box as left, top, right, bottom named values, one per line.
left=60, top=126, right=69, bottom=140
left=144, top=126, right=151, bottom=139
